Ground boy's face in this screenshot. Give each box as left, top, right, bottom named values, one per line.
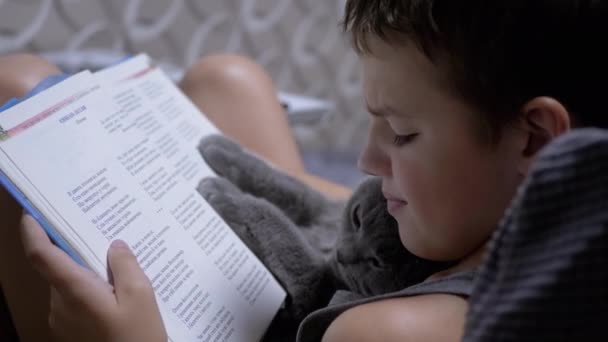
left=358, top=37, right=525, bottom=261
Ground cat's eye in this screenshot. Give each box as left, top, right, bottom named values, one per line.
left=351, top=204, right=361, bottom=230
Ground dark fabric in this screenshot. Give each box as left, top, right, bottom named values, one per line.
left=296, top=269, right=477, bottom=342
left=0, top=286, right=19, bottom=342
left=464, top=128, right=608, bottom=341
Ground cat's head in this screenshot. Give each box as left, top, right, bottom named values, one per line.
left=332, top=177, right=453, bottom=296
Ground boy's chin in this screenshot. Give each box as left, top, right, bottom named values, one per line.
left=396, top=222, right=428, bottom=258
left=396, top=223, right=465, bottom=262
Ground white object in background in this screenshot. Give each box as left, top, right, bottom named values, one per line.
left=277, top=91, right=335, bottom=125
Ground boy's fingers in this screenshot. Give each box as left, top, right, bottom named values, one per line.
left=107, top=240, right=154, bottom=304
left=20, top=214, right=93, bottom=292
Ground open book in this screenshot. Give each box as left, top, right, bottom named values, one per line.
left=0, top=54, right=286, bottom=342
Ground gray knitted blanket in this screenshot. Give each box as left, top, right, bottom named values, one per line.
left=464, top=128, right=608, bottom=341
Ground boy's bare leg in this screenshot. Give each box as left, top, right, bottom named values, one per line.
left=0, top=53, right=59, bottom=342
left=179, top=54, right=352, bottom=199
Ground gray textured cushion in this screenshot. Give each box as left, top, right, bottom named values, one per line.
left=464, top=128, right=608, bottom=341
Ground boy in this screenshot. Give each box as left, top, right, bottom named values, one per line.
left=13, top=0, right=608, bottom=341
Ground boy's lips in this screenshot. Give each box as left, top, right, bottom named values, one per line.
left=382, top=191, right=408, bottom=214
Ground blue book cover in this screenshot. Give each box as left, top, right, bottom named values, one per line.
left=0, top=168, right=86, bottom=266
left=0, top=73, right=86, bottom=266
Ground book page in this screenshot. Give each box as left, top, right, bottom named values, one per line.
left=93, top=54, right=218, bottom=189
left=0, top=61, right=285, bottom=342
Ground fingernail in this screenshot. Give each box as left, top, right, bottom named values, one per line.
left=111, top=240, right=129, bottom=249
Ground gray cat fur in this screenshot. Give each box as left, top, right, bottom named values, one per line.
left=197, top=134, right=343, bottom=258
left=197, top=135, right=451, bottom=341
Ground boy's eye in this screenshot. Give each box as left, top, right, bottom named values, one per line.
left=393, top=133, right=419, bottom=147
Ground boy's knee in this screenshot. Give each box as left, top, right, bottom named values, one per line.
left=0, top=53, right=61, bottom=102
left=179, top=54, right=275, bottom=96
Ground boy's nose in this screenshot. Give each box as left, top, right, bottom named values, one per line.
left=358, top=132, right=391, bottom=177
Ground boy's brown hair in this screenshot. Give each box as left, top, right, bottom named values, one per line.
left=343, top=0, right=608, bottom=141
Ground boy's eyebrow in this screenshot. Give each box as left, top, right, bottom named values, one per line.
left=366, top=102, right=391, bottom=117
left=366, top=107, right=384, bottom=117
left=366, top=102, right=401, bottom=118
left=366, top=102, right=417, bottom=119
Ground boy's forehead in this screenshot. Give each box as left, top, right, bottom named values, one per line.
left=359, top=36, right=472, bottom=121
left=362, top=41, right=433, bottom=97
left=360, top=36, right=458, bottom=110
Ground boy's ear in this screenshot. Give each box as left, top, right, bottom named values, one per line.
left=517, top=97, right=571, bottom=174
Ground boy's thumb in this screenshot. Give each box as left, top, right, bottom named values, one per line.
left=107, top=240, right=154, bottom=302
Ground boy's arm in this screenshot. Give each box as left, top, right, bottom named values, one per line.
left=20, top=214, right=167, bottom=342
left=322, top=294, right=468, bottom=342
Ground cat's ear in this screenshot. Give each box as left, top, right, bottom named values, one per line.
left=350, top=203, right=362, bottom=231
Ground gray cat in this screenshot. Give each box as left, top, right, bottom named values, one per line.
left=330, top=177, right=452, bottom=299
left=196, top=135, right=452, bottom=341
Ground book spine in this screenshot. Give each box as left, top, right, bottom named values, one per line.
left=0, top=170, right=87, bottom=267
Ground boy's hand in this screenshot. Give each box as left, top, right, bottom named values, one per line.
left=20, top=214, right=167, bottom=342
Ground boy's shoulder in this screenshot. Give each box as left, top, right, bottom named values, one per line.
left=322, top=293, right=468, bottom=342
